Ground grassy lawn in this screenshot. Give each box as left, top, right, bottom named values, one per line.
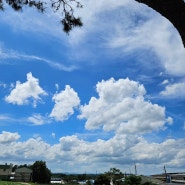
left=0, top=182, right=50, bottom=185
left=0, top=182, right=34, bottom=185
left=0, top=182, right=64, bottom=185
left=0, top=182, right=26, bottom=185
left=0, top=182, right=78, bottom=185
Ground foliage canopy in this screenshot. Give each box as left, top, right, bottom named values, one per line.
left=31, top=160, right=51, bottom=184
left=0, top=0, right=83, bottom=33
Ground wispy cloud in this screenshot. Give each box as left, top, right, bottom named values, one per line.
left=2, top=0, right=185, bottom=76
left=160, top=81, right=185, bottom=98
left=0, top=46, right=78, bottom=71
left=0, top=114, right=15, bottom=122
left=28, top=113, right=50, bottom=125
left=26, top=55, right=78, bottom=72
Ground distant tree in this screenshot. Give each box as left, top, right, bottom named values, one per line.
left=19, top=163, right=31, bottom=168
left=124, top=175, right=142, bottom=185
left=105, top=168, right=123, bottom=184
left=31, top=160, right=51, bottom=184
left=86, top=180, right=92, bottom=185
left=12, top=163, right=31, bottom=172
left=78, top=173, right=87, bottom=181
left=94, top=173, right=110, bottom=185
left=94, top=168, right=123, bottom=185
left=12, top=165, right=18, bottom=172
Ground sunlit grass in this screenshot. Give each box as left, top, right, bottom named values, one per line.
left=0, top=182, right=44, bottom=185
left=0, top=181, right=77, bottom=185
left=0, top=182, right=28, bottom=185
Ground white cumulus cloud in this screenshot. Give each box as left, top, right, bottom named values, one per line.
left=79, top=78, right=172, bottom=134
left=1, top=131, right=185, bottom=174
left=49, top=85, right=80, bottom=121
left=0, top=131, right=20, bottom=143
left=5, top=72, right=47, bottom=107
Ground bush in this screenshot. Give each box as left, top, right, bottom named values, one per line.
left=124, top=175, right=141, bottom=185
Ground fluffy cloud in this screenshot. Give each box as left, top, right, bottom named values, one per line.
left=1, top=131, right=185, bottom=174
left=0, top=137, right=51, bottom=162
left=160, top=82, right=185, bottom=98
left=0, top=131, right=20, bottom=143
left=79, top=78, right=172, bottom=134
left=5, top=72, right=47, bottom=107
left=161, top=79, right=169, bottom=85
left=49, top=85, right=80, bottom=121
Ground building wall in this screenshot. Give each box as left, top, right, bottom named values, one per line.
left=0, top=164, right=12, bottom=180
left=0, top=169, right=10, bottom=176
left=14, top=167, right=32, bottom=182
left=171, top=174, right=185, bottom=181
left=14, top=173, right=32, bottom=182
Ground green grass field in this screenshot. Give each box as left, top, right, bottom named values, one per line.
left=0, top=182, right=49, bottom=185
left=0, top=181, right=76, bottom=185
left=0, top=182, right=30, bottom=185
left=0, top=182, right=65, bottom=185
left=0, top=182, right=47, bottom=185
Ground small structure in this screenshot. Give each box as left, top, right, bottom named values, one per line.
left=170, top=173, right=185, bottom=183
left=152, top=172, right=185, bottom=183
left=0, top=163, right=12, bottom=180
left=14, top=167, right=32, bottom=182
left=50, top=177, right=65, bottom=184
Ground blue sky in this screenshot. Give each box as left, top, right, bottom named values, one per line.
left=0, top=0, right=185, bottom=175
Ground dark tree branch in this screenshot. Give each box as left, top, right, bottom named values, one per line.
left=135, top=0, right=185, bottom=47
left=5, top=0, right=45, bottom=12
left=50, top=0, right=83, bottom=32
left=2, top=0, right=82, bottom=32
left=0, top=0, right=4, bottom=10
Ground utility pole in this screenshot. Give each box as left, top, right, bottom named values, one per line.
left=135, top=164, right=137, bottom=175
left=164, top=166, right=167, bottom=182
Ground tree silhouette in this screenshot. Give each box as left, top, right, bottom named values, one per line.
left=31, top=160, right=51, bottom=184
left=0, top=0, right=83, bottom=33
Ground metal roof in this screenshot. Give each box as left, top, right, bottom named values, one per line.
left=15, top=167, right=32, bottom=173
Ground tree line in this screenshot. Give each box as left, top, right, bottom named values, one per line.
left=12, top=163, right=157, bottom=185
left=51, top=167, right=157, bottom=185
left=94, top=168, right=157, bottom=185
